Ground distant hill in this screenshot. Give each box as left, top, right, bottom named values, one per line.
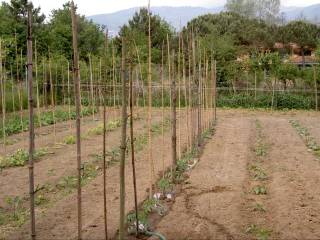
left=282, top=4, right=320, bottom=23
left=87, top=6, right=223, bottom=36
left=87, top=4, right=320, bottom=36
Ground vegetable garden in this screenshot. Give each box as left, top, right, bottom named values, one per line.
left=0, top=0, right=320, bottom=240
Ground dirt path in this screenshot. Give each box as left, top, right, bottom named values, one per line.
left=261, top=117, right=320, bottom=239
left=8, top=109, right=192, bottom=240
left=150, top=115, right=255, bottom=240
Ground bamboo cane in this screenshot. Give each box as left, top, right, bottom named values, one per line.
left=67, top=61, right=72, bottom=130
left=102, top=30, right=108, bottom=240
left=48, top=55, right=56, bottom=143
left=133, top=40, right=145, bottom=108
left=0, top=39, right=6, bottom=150
left=129, top=65, right=139, bottom=237
left=314, top=66, right=318, bottom=111
left=34, top=40, right=42, bottom=128
left=89, top=54, right=95, bottom=120
left=181, top=34, right=190, bottom=151
left=102, top=88, right=108, bottom=240
left=161, top=43, right=165, bottom=177
left=178, top=32, right=181, bottom=159
left=112, top=44, right=116, bottom=119
left=119, top=37, right=128, bottom=240
left=147, top=0, right=155, bottom=198
left=168, top=35, right=177, bottom=175
left=27, top=8, right=36, bottom=240
left=71, top=2, right=82, bottom=239
left=10, top=66, right=15, bottom=113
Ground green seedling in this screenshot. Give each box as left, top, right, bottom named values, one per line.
left=252, top=203, right=266, bottom=212
left=64, top=135, right=76, bottom=145
left=252, top=186, right=267, bottom=195
left=246, top=224, right=272, bottom=240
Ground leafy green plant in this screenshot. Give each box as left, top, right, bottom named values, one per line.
left=252, top=203, right=266, bottom=212
left=64, top=135, right=76, bottom=145
left=0, top=148, right=50, bottom=169
left=252, top=186, right=267, bottom=195
left=246, top=224, right=272, bottom=240
left=249, top=165, right=268, bottom=181
left=290, top=120, right=320, bottom=160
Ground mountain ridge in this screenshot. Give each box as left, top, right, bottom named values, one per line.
left=87, top=4, right=320, bottom=36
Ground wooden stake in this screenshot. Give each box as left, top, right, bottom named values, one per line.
left=102, top=29, right=108, bottom=240
left=147, top=0, right=154, bottom=198
left=10, top=66, right=15, bottom=113
left=0, top=39, right=6, bottom=150
left=89, top=54, right=95, bottom=119
left=178, top=32, right=181, bottom=159
left=34, top=40, right=42, bottom=128
left=102, top=94, right=108, bottom=240
left=314, top=66, right=318, bottom=111
left=71, top=2, right=82, bottom=239
left=27, top=8, right=36, bottom=240
left=213, top=60, right=217, bottom=121
left=48, top=54, right=56, bottom=143
left=129, top=65, right=139, bottom=237
left=161, top=43, right=165, bottom=176
left=119, top=37, right=128, bottom=240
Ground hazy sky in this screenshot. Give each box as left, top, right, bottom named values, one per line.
left=2, top=0, right=320, bottom=16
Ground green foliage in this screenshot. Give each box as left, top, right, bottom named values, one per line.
left=290, top=120, right=320, bottom=159
left=252, top=203, right=266, bottom=212
left=2, top=196, right=27, bottom=227
left=218, top=92, right=316, bottom=110
left=0, top=148, right=49, bottom=169
left=246, top=224, right=272, bottom=240
left=0, top=106, right=95, bottom=137
left=282, top=21, right=319, bottom=53
left=249, top=165, right=268, bottom=181
left=252, top=185, right=267, bottom=195
left=87, top=119, right=121, bottom=136
left=64, top=135, right=76, bottom=145
left=117, top=8, right=174, bottom=64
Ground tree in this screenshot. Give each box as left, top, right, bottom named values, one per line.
left=283, top=21, right=320, bottom=67
left=48, top=2, right=104, bottom=60
left=116, top=8, right=173, bottom=64
left=225, top=0, right=281, bottom=24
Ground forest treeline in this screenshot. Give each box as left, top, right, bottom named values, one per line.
left=0, top=0, right=320, bottom=102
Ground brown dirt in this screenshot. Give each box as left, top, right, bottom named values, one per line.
left=7, top=108, right=192, bottom=240
left=149, top=109, right=320, bottom=240
left=3, top=108, right=320, bottom=240
left=0, top=108, right=155, bottom=208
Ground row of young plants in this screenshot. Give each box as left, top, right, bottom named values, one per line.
left=0, top=106, right=96, bottom=137
left=0, top=119, right=169, bottom=232
left=246, top=120, right=272, bottom=240
left=290, top=120, right=320, bottom=159
left=218, top=92, right=317, bottom=110
left=126, top=127, right=214, bottom=237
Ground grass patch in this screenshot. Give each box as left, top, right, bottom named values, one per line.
left=87, top=119, right=121, bottom=136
